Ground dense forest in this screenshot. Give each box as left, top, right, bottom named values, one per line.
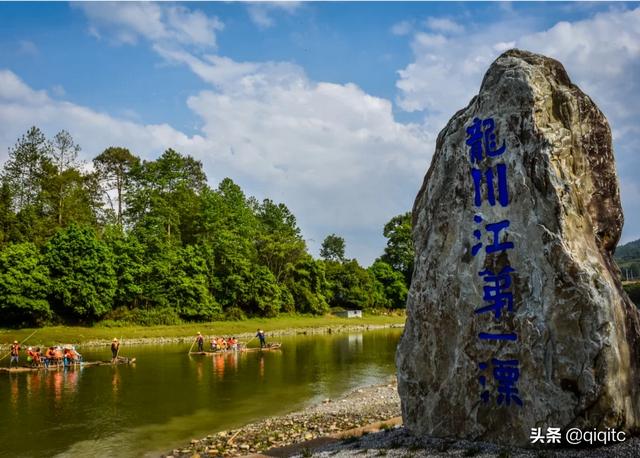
left=0, top=127, right=413, bottom=327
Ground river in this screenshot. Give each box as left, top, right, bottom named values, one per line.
left=0, top=328, right=402, bottom=458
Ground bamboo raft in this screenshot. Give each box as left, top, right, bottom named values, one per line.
left=190, top=343, right=282, bottom=356
left=0, top=357, right=136, bottom=373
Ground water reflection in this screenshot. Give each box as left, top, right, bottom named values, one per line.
left=9, top=374, right=19, bottom=411
left=259, top=354, right=265, bottom=379
left=65, top=368, right=80, bottom=394
left=211, top=351, right=239, bottom=380
left=112, top=367, right=121, bottom=395
left=195, top=358, right=204, bottom=382
left=348, top=334, right=363, bottom=351
left=7, top=367, right=84, bottom=413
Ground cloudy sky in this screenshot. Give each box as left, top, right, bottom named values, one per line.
left=1, top=2, right=639, bottom=264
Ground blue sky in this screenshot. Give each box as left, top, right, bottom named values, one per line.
left=1, top=2, right=639, bottom=264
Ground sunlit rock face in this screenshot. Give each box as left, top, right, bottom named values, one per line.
left=396, top=49, right=640, bottom=446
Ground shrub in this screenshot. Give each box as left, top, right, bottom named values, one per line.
left=99, top=306, right=183, bottom=326
left=224, top=306, right=247, bottom=321
left=623, top=282, right=640, bottom=307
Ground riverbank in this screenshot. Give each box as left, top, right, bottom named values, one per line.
left=0, top=314, right=405, bottom=350
left=163, top=379, right=640, bottom=458
left=162, top=378, right=401, bottom=458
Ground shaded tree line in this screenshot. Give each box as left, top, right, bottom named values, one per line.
left=0, top=127, right=414, bottom=327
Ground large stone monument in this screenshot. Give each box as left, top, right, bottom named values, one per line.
left=396, top=49, right=640, bottom=445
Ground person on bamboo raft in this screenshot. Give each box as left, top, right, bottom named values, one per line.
left=44, top=347, right=56, bottom=368
left=111, top=338, right=120, bottom=363
left=9, top=341, right=20, bottom=367
left=196, top=332, right=204, bottom=352
left=256, top=329, right=266, bottom=348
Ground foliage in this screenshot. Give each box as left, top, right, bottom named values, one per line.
left=44, top=225, right=117, bottom=322
left=624, top=282, right=640, bottom=307
left=100, top=306, right=184, bottom=327
left=369, top=260, right=408, bottom=308
left=0, top=243, right=51, bottom=326
left=320, top=233, right=346, bottom=262
left=379, top=212, right=414, bottom=285
left=93, top=146, right=139, bottom=225
left=323, top=259, right=382, bottom=310
left=286, top=256, right=329, bottom=314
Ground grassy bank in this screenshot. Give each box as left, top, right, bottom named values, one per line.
left=0, top=313, right=405, bottom=348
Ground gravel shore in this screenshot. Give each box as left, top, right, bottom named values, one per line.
left=162, top=379, right=401, bottom=458
left=162, top=379, right=639, bottom=458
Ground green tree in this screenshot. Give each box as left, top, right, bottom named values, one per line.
left=369, top=260, right=408, bottom=308
left=0, top=242, right=51, bottom=326
left=169, top=245, right=220, bottom=320
left=44, top=225, right=116, bottom=322
left=380, top=212, right=414, bottom=285
left=285, top=256, right=329, bottom=314
left=93, top=147, right=140, bottom=226
left=323, top=259, right=380, bottom=310
left=245, top=265, right=283, bottom=317
left=103, top=225, right=145, bottom=309
left=2, top=127, right=54, bottom=243
left=2, top=126, right=52, bottom=211
left=49, top=130, right=81, bottom=226
left=255, top=199, right=307, bottom=282
left=0, top=182, right=17, bottom=245
left=320, top=234, right=346, bottom=262
left=41, top=166, right=97, bottom=229
left=126, top=149, right=206, bottom=241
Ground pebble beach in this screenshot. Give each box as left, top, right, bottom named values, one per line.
left=162, top=379, right=640, bottom=458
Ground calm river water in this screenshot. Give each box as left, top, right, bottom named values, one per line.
left=0, top=328, right=402, bottom=458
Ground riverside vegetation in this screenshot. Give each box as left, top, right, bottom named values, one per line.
left=0, top=127, right=413, bottom=329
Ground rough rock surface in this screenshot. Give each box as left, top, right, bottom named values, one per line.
left=396, top=49, right=640, bottom=446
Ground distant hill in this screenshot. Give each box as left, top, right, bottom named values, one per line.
left=616, top=238, right=640, bottom=281
left=616, top=238, right=640, bottom=261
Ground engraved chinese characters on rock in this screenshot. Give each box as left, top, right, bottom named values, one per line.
left=466, top=117, right=522, bottom=408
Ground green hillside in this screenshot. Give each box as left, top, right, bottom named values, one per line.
left=616, top=238, right=640, bottom=283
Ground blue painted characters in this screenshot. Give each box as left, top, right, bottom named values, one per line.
left=465, top=116, right=522, bottom=408
left=471, top=216, right=514, bottom=257
left=478, top=359, right=523, bottom=406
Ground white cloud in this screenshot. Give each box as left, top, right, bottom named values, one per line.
left=75, top=2, right=223, bottom=48
left=246, top=2, right=301, bottom=29
left=50, top=84, right=65, bottom=97
left=17, top=40, right=39, bottom=56
left=391, top=20, right=413, bottom=36
left=395, top=6, right=640, bottom=244
left=0, top=69, right=204, bottom=163
left=424, top=17, right=464, bottom=34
